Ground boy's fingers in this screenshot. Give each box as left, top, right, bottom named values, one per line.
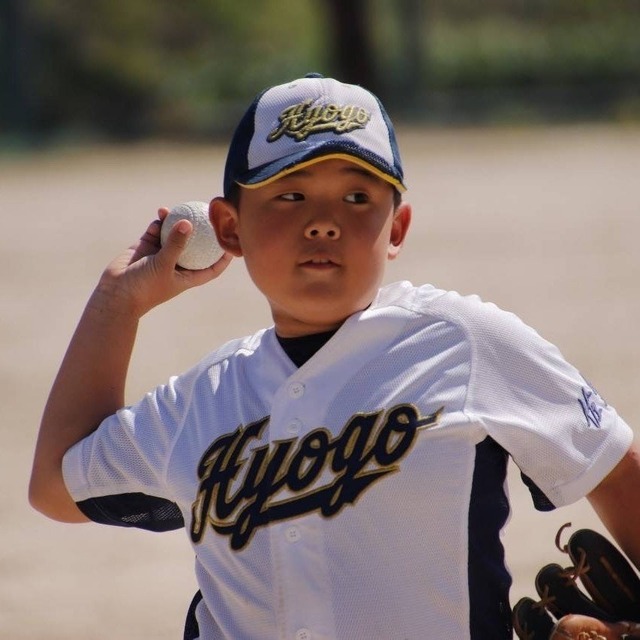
left=130, top=218, right=169, bottom=262
left=156, top=219, right=192, bottom=267
left=170, top=251, right=233, bottom=290
left=210, top=251, right=233, bottom=276
left=131, top=216, right=231, bottom=289
left=141, top=219, right=162, bottom=244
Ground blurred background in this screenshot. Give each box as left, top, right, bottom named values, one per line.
left=2, top=2, right=640, bottom=638
left=2, top=0, right=640, bottom=147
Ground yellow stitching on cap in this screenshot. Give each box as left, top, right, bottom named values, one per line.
left=237, top=154, right=406, bottom=192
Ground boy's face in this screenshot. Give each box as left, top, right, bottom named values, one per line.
left=211, top=158, right=411, bottom=337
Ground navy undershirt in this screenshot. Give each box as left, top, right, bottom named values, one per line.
left=276, top=330, right=338, bottom=368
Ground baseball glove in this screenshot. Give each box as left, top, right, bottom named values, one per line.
left=512, top=523, right=640, bottom=639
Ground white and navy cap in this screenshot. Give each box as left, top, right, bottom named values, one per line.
left=223, top=73, right=406, bottom=198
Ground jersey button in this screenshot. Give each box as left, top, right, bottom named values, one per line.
left=295, top=629, right=312, bottom=640
left=287, top=419, right=302, bottom=434
left=288, top=382, right=305, bottom=398
left=285, top=526, right=301, bottom=543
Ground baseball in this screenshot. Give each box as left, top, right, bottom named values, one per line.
left=161, top=201, right=224, bottom=270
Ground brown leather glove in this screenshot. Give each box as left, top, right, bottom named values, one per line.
left=513, top=524, right=640, bottom=640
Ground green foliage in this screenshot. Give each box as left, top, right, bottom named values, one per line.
left=28, top=0, right=328, bottom=138
left=428, top=14, right=640, bottom=88
left=369, top=0, right=640, bottom=122
left=4, top=0, right=640, bottom=140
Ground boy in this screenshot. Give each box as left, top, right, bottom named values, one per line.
left=30, top=74, right=640, bottom=639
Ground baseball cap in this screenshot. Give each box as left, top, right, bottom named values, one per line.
left=223, top=73, right=406, bottom=198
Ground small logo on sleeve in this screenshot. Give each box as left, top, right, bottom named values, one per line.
left=578, top=385, right=606, bottom=428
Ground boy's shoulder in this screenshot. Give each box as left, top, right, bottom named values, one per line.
left=375, top=280, right=538, bottom=344
left=188, top=327, right=277, bottom=374
left=376, top=280, right=517, bottom=321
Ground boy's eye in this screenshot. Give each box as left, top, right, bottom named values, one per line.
left=280, top=192, right=304, bottom=201
left=345, top=192, right=369, bottom=204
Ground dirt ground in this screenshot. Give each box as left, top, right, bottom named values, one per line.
left=1, top=124, right=639, bottom=638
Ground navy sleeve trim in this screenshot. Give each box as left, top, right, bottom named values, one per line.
left=520, top=472, right=556, bottom=512
left=76, top=492, right=184, bottom=532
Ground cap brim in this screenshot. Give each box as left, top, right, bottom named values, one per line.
left=235, top=145, right=406, bottom=193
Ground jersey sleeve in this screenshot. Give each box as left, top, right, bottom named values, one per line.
left=456, top=295, right=634, bottom=509
left=62, top=368, right=195, bottom=525
left=75, top=492, right=184, bottom=532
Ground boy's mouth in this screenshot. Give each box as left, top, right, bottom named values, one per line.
left=300, top=255, right=339, bottom=269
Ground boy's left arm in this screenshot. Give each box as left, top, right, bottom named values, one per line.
left=587, top=440, right=640, bottom=570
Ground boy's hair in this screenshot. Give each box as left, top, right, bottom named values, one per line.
left=222, top=73, right=406, bottom=200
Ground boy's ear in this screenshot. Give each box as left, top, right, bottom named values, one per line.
left=388, top=202, right=412, bottom=260
left=209, top=197, right=243, bottom=257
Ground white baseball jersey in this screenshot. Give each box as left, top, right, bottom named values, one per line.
left=62, top=280, right=633, bottom=639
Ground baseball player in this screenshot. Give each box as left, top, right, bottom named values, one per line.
left=30, top=74, right=640, bottom=639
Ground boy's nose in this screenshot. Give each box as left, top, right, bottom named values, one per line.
left=304, top=220, right=341, bottom=240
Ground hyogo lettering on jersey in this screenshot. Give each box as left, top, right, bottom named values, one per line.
left=267, top=100, right=371, bottom=142
left=191, top=404, right=443, bottom=550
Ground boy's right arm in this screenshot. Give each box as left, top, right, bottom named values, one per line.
left=29, top=211, right=232, bottom=522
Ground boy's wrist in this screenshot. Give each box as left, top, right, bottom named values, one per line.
left=88, top=276, right=145, bottom=322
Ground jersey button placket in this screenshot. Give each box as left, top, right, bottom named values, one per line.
left=287, top=418, right=303, bottom=434
left=276, top=378, right=336, bottom=639
left=285, top=525, right=301, bottom=543
left=288, top=381, right=305, bottom=399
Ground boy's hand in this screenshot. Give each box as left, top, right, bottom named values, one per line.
left=96, top=207, right=233, bottom=318
left=30, top=206, right=232, bottom=523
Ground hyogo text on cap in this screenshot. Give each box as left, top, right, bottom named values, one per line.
left=223, top=73, right=406, bottom=198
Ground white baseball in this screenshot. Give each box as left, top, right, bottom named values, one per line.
left=161, top=201, right=224, bottom=270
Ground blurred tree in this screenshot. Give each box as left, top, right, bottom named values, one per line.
left=321, top=0, right=379, bottom=94
left=2, top=0, right=639, bottom=143
left=395, top=0, right=428, bottom=102
left=24, top=0, right=326, bottom=140
left=0, top=0, right=34, bottom=136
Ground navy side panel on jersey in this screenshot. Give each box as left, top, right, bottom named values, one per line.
left=77, top=493, right=184, bottom=532
left=468, top=437, right=513, bottom=639
left=519, top=472, right=556, bottom=511
left=183, top=590, right=203, bottom=640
